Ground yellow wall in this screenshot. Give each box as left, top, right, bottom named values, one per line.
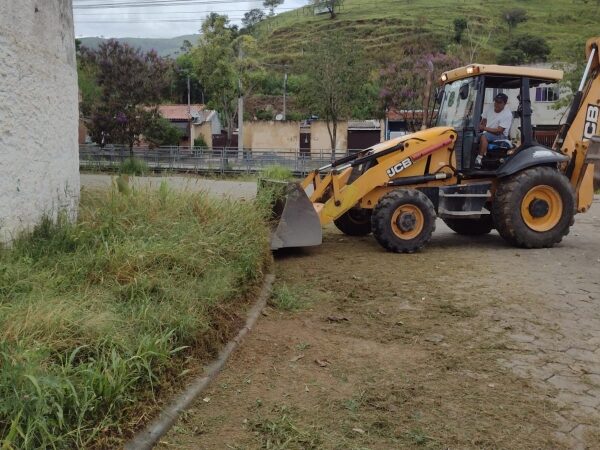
left=193, top=120, right=377, bottom=154
left=309, top=121, right=348, bottom=155
left=192, top=122, right=213, bottom=147
left=243, top=121, right=301, bottom=150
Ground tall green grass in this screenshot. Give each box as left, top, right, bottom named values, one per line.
left=260, top=165, right=294, bottom=181
left=0, top=184, right=271, bottom=449
left=119, top=157, right=149, bottom=176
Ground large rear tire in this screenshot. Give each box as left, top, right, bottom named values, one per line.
left=334, top=208, right=372, bottom=236
left=443, top=216, right=493, bottom=235
left=371, top=189, right=436, bottom=253
left=492, top=166, right=575, bottom=248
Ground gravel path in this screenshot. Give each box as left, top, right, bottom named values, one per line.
left=80, top=174, right=257, bottom=200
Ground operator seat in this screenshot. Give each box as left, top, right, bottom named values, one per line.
left=482, top=117, right=517, bottom=169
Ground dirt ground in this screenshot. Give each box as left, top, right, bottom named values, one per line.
left=80, top=175, right=600, bottom=448
left=146, top=190, right=600, bottom=450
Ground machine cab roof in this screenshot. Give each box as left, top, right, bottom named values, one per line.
left=441, top=64, right=563, bottom=85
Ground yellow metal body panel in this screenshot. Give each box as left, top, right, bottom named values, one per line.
left=305, top=127, right=457, bottom=225
left=442, top=64, right=563, bottom=84
left=555, top=41, right=600, bottom=212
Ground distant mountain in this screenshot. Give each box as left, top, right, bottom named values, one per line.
left=78, top=35, right=200, bottom=57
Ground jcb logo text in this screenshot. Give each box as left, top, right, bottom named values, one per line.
left=583, top=104, right=599, bottom=140
left=387, top=158, right=413, bottom=177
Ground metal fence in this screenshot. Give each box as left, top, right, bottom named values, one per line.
left=79, top=145, right=354, bottom=177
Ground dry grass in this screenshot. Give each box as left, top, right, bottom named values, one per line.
left=0, top=182, right=271, bottom=449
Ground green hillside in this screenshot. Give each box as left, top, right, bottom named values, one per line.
left=257, top=0, right=599, bottom=65
left=79, top=35, right=199, bottom=57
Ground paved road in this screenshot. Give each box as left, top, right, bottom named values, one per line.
left=80, top=174, right=257, bottom=200
left=482, top=197, right=600, bottom=447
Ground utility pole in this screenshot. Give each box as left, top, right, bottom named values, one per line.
left=187, top=75, right=193, bottom=147
left=283, top=72, right=288, bottom=120
left=238, top=45, right=244, bottom=159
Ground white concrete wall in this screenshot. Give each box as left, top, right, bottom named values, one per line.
left=0, top=0, right=79, bottom=242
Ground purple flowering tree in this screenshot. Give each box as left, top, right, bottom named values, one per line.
left=379, top=52, right=462, bottom=131
left=81, top=40, right=171, bottom=155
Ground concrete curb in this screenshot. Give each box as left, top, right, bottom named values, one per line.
left=124, top=274, right=275, bottom=450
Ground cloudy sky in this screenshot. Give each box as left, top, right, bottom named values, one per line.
left=74, top=0, right=308, bottom=38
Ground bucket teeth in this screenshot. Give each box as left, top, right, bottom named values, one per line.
left=258, top=179, right=323, bottom=250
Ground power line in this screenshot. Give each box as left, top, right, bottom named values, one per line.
left=73, top=0, right=268, bottom=9
left=76, top=17, right=245, bottom=23
left=74, top=8, right=297, bottom=15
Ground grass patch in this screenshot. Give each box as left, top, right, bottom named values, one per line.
left=120, top=157, right=149, bottom=176
left=260, top=165, right=293, bottom=181
left=269, top=283, right=307, bottom=311
left=249, top=405, right=322, bottom=450
left=0, top=185, right=271, bottom=449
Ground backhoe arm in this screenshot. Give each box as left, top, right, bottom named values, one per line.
left=556, top=38, right=600, bottom=212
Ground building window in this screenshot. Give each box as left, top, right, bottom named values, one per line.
left=535, top=87, right=559, bottom=102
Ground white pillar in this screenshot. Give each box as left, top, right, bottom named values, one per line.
left=0, top=0, right=80, bottom=242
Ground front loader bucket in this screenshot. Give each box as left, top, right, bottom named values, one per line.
left=258, top=179, right=322, bottom=250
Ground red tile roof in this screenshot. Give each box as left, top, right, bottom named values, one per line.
left=158, top=104, right=205, bottom=121
left=387, top=109, right=425, bottom=121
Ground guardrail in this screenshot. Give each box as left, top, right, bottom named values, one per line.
left=79, top=145, right=356, bottom=177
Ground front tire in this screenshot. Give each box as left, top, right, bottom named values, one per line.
left=334, top=208, right=372, bottom=236
left=443, top=216, right=493, bottom=235
left=492, top=166, right=575, bottom=248
left=371, top=189, right=436, bottom=253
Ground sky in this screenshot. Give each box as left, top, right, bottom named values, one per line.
left=73, top=0, right=308, bottom=38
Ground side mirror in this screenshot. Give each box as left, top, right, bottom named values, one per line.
left=459, top=83, right=470, bottom=100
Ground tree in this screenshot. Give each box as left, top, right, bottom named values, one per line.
left=446, top=18, right=494, bottom=63
left=502, top=8, right=528, bottom=36
left=497, top=34, right=550, bottom=65
left=379, top=52, right=462, bottom=130
left=80, top=40, right=171, bottom=154
left=76, top=40, right=101, bottom=118
left=144, top=115, right=183, bottom=148
left=242, top=8, right=266, bottom=29
left=312, top=0, right=339, bottom=19
left=263, top=0, right=283, bottom=16
left=173, top=52, right=204, bottom=104
left=192, top=14, right=262, bottom=146
left=453, top=18, right=467, bottom=44
left=298, top=33, right=368, bottom=155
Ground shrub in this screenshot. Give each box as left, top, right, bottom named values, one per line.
left=193, top=135, right=208, bottom=148
left=119, top=157, right=149, bottom=176
left=261, top=165, right=293, bottom=181
left=144, top=116, right=183, bottom=148
left=497, top=34, right=550, bottom=65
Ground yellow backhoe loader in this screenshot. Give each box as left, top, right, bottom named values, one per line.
left=264, top=37, right=600, bottom=253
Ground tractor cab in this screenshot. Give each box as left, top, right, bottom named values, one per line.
left=436, top=64, right=564, bottom=174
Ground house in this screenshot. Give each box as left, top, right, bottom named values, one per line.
left=347, top=120, right=384, bottom=152
left=191, top=110, right=222, bottom=148
left=157, top=104, right=203, bottom=146
left=157, top=104, right=221, bottom=147
left=385, top=109, right=426, bottom=139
